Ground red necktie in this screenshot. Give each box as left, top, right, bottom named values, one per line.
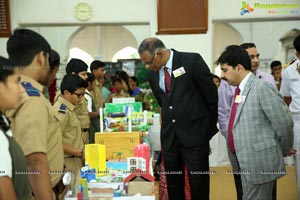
left=164, top=67, right=171, bottom=95
left=228, top=87, right=240, bottom=153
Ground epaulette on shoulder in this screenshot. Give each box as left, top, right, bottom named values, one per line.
left=21, top=82, right=40, bottom=96
left=290, top=59, right=297, bottom=65
left=58, top=104, right=67, bottom=114
left=283, top=59, right=297, bottom=69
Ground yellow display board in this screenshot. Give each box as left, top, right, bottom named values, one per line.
left=85, top=144, right=106, bottom=175
left=95, top=132, right=140, bottom=160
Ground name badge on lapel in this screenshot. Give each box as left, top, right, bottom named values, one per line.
left=234, top=95, right=246, bottom=104
left=173, top=67, right=186, bottom=78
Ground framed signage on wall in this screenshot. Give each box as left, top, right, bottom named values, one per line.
left=0, top=0, right=11, bottom=37
left=157, top=0, right=208, bottom=34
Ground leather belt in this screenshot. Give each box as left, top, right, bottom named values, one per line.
left=82, top=128, right=90, bottom=132
left=64, top=155, right=75, bottom=158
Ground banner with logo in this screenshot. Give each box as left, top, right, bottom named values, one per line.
left=213, top=0, right=300, bottom=20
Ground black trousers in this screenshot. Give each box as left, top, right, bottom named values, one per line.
left=162, top=134, right=210, bottom=200
left=234, top=174, right=277, bottom=200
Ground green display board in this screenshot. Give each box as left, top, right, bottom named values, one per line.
left=104, top=102, right=143, bottom=117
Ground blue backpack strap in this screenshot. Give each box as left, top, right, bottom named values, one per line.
left=21, top=82, right=40, bottom=96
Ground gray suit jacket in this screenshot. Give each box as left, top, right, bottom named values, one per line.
left=227, top=73, right=293, bottom=184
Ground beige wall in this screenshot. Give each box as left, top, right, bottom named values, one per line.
left=1, top=0, right=300, bottom=68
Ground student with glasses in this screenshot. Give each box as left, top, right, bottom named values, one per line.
left=53, top=74, right=88, bottom=186
left=65, top=58, right=90, bottom=144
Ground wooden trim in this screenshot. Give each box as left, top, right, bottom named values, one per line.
left=157, top=0, right=208, bottom=35
left=0, top=0, right=11, bottom=37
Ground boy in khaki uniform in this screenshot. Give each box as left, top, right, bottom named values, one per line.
left=6, top=29, right=64, bottom=200
left=74, top=98, right=90, bottom=144
left=65, top=59, right=90, bottom=144
left=53, top=74, right=88, bottom=183
left=90, top=60, right=106, bottom=110
left=84, top=73, right=100, bottom=143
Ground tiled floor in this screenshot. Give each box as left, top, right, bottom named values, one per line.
left=154, top=166, right=298, bottom=200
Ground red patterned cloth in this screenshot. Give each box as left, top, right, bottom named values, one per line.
left=159, top=159, right=168, bottom=200
left=159, top=158, right=191, bottom=200
left=184, top=166, right=191, bottom=200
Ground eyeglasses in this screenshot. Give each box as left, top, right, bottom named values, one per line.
left=144, top=54, right=156, bottom=65
left=73, top=92, right=84, bottom=98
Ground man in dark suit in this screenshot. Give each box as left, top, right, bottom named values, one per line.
left=138, top=37, right=218, bottom=200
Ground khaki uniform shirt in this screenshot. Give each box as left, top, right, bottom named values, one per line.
left=53, top=96, right=84, bottom=154
left=53, top=96, right=84, bottom=175
left=55, top=91, right=90, bottom=143
left=74, top=98, right=90, bottom=129
left=90, top=80, right=104, bottom=110
left=6, top=75, right=64, bottom=187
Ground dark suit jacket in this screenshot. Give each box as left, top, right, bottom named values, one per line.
left=148, top=49, right=218, bottom=148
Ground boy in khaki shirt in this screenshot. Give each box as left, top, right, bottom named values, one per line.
left=53, top=74, right=88, bottom=181
left=65, top=59, right=90, bottom=144
left=6, top=29, right=64, bottom=200
left=84, top=73, right=100, bottom=143
left=90, top=60, right=106, bottom=110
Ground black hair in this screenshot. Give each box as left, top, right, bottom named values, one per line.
left=240, top=43, right=256, bottom=50
left=0, top=56, right=16, bottom=83
left=90, top=60, right=105, bottom=72
left=49, top=49, right=60, bottom=71
left=270, top=60, right=282, bottom=69
left=294, top=34, right=300, bottom=53
left=7, top=29, right=51, bottom=66
left=112, top=77, right=122, bottom=85
left=65, top=58, right=88, bottom=75
left=217, top=45, right=251, bottom=70
left=115, top=70, right=132, bottom=95
left=115, top=70, right=129, bottom=80
left=86, top=72, right=95, bottom=84
left=60, top=74, right=88, bottom=94
left=130, top=76, right=139, bottom=86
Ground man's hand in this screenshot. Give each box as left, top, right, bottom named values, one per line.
left=288, top=148, right=297, bottom=156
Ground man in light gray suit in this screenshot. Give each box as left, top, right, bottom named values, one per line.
left=217, top=45, right=294, bottom=199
